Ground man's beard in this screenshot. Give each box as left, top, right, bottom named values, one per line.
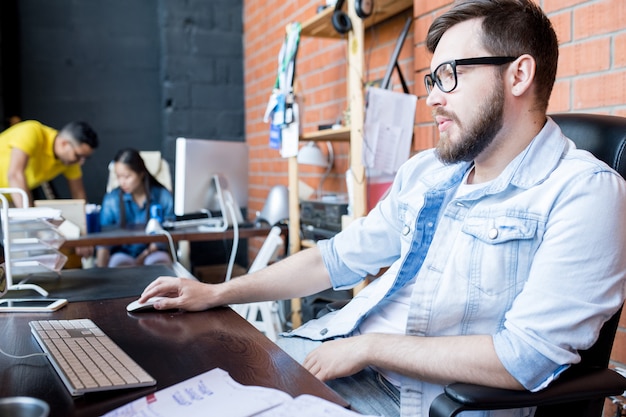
left=434, top=86, right=505, bottom=164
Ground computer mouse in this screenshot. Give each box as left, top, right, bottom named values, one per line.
left=126, top=296, right=167, bottom=313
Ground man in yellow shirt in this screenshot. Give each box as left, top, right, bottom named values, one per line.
left=0, top=120, right=99, bottom=208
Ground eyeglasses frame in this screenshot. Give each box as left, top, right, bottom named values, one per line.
left=65, top=137, right=91, bottom=163
left=424, top=56, right=518, bottom=94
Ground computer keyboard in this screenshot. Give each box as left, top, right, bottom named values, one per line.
left=29, top=319, right=156, bottom=396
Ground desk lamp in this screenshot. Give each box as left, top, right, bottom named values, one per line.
left=297, top=141, right=334, bottom=199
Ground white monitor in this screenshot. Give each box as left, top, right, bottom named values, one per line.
left=174, top=138, right=248, bottom=217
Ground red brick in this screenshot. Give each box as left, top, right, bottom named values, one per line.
left=547, top=80, right=571, bottom=112
left=573, top=70, right=626, bottom=109
left=616, top=32, right=626, bottom=69
left=573, top=0, right=625, bottom=40
left=549, top=11, right=572, bottom=45
left=558, top=37, right=611, bottom=77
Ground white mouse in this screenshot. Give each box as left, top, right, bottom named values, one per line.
left=126, top=296, right=167, bottom=313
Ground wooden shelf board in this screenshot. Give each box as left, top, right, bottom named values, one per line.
left=300, top=126, right=350, bottom=142
left=301, top=0, right=413, bottom=39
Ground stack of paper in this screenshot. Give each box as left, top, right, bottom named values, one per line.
left=101, top=368, right=376, bottom=417
left=7, top=207, right=62, bottom=220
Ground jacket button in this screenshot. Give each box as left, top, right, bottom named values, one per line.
left=320, top=328, right=328, bottom=335
left=488, top=228, right=498, bottom=239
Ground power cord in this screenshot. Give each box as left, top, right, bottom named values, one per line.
left=153, top=228, right=178, bottom=263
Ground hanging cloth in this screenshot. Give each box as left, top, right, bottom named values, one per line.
left=276, top=22, right=300, bottom=96
left=264, top=23, right=301, bottom=150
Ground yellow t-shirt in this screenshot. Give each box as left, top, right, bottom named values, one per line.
left=0, top=120, right=82, bottom=189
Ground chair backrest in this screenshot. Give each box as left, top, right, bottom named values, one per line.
left=106, top=151, right=172, bottom=193
left=551, top=113, right=626, bottom=178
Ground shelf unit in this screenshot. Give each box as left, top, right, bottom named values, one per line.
left=300, top=0, right=413, bottom=39
left=0, top=189, right=67, bottom=297
left=287, top=0, right=412, bottom=327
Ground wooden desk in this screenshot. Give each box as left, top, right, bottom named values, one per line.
left=0, top=267, right=347, bottom=416
left=60, top=224, right=286, bottom=273
left=60, top=224, right=280, bottom=248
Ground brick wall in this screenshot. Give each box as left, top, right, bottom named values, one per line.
left=243, top=0, right=626, bottom=414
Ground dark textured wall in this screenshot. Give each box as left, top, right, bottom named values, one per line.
left=0, top=0, right=244, bottom=204
left=0, top=0, right=20, bottom=128
left=159, top=0, right=245, bottom=144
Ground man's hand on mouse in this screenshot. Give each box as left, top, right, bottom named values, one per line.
left=139, top=276, right=220, bottom=312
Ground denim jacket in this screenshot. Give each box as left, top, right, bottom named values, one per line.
left=100, top=186, right=174, bottom=257
left=289, top=118, right=626, bottom=417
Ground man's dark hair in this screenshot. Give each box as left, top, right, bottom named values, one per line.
left=426, top=0, right=558, bottom=111
left=60, top=121, right=99, bottom=149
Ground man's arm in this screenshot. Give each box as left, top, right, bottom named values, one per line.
left=139, top=246, right=333, bottom=311
left=67, top=177, right=87, bottom=200
left=303, top=333, right=524, bottom=390
left=7, top=148, right=33, bottom=208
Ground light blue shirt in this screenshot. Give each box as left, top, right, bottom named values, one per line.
left=289, top=118, right=626, bottom=417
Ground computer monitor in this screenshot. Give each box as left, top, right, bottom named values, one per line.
left=174, top=138, right=248, bottom=217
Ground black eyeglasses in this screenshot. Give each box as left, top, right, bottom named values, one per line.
left=424, top=56, right=517, bottom=94
left=69, top=142, right=90, bottom=162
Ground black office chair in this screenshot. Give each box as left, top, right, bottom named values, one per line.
left=429, top=113, right=626, bottom=417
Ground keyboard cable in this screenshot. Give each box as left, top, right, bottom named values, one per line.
left=0, top=344, right=47, bottom=359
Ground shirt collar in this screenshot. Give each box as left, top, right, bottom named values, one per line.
left=497, top=117, right=566, bottom=190
left=425, top=117, right=567, bottom=197
left=121, top=187, right=162, bottom=204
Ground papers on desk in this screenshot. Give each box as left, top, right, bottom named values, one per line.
left=101, top=368, right=374, bottom=417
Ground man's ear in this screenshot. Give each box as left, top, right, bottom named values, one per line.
left=509, top=54, right=536, bottom=97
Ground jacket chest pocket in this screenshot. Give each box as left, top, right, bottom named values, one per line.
left=460, top=215, right=539, bottom=296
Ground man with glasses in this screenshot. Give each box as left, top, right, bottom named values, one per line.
left=139, top=1, right=626, bottom=416
left=0, top=119, right=99, bottom=208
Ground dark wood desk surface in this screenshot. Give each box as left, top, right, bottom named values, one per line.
left=0, top=268, right=347, bottom=417
left=61, top=224, right=282, bottom=248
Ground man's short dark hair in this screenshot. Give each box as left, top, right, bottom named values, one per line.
left=426, top=0, right=558, bottom=111
left=60, top=121, right=99, bottom=149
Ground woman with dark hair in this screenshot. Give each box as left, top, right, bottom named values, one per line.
left=96, top=148, right=174, bottom=268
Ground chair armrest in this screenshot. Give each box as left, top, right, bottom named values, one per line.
left=429, top=368, right=626, bottom=417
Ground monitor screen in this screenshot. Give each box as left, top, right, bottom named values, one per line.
left=174, top=138, right=248, bottom=216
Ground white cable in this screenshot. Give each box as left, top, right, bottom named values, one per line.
left=0, top=345, right=47, bottom=359
left=155, top=228, right=178, bottom=262
left=224, top=200, right=239, bottom=282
